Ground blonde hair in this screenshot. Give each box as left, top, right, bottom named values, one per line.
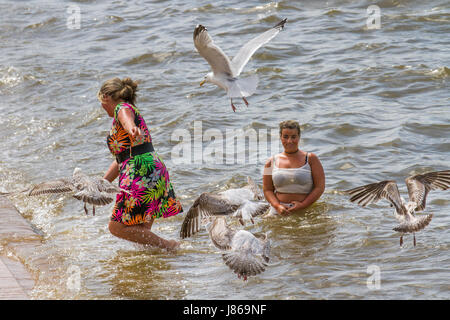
left=279, top=120, right=301, bottom=136
left=98, top=77, right=139, bottom=105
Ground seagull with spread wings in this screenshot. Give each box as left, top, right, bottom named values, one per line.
left=345, top=170, right=450, bottom=246
left=207, top=216, right=270, bottom=281
left=193, top=18, right=287, bottom=112
left=27, top=167, right=129, bottom=215
left=180, top=176, right=269, bottom=239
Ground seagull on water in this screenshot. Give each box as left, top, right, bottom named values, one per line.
left=207, top=216, right=270, bottom=281
left=345, top=170, right=450, bottom=246
left=180, top=176, right=269, bottom=239
left=193, top=18, right=287, bottom=112
left=27, top=167, right=129, bottom=215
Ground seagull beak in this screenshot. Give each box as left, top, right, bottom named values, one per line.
left=199, top=79, right=206, bottom=86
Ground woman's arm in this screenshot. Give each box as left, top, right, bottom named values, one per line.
left=288, top=152, right=325, bottom=211
left=103, top=160, right=119, bottom=182
left=263, top=157, right=290, bottom=215
left=117, top=107, right=142, bottom=138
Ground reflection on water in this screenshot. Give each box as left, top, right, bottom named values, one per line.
left=262, top=201, right=337, bottom=259
left=104, top=249, right=185, bottom=300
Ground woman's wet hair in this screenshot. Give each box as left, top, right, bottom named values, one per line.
left=279, top=120, right=301, bottom=136
left=98, top=77, right=139, bottom=105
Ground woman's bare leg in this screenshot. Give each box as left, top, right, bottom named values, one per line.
left=109, top=220, right=179, bottom=251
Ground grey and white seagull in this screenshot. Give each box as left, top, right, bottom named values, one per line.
left=27, top=167, right=129, bottom=215
left=207, top=216, right=270, bottom=281
left=345, top=170, right=450, bottom=246
left=180, top=176, right=269, bottom=239
left=193, top=18, right=287, bottom=112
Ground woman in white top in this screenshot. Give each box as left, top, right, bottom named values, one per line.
left=263, top=120, right=325, bottom=215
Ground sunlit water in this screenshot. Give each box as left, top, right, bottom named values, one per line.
left=0, top=0, right=449, bottom=299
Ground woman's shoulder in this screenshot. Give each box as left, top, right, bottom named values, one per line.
left=264, top=153, right=281, bottom=167
left=114, top=102, right=140, bottom=119
left=306, top=152, right=320, bottom=160
left=306, top=152, right=324, bottom=169
left=306, top=151, right=320, bottom=162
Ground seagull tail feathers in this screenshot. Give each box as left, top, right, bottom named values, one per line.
left=227, top=74, right=259, bottom=98
left=222, top=251, right=267, bottom=278
left=393, top=214, right=433, bottom=233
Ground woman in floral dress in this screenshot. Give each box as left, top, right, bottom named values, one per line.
left=98, top=77, right=183, bottom=250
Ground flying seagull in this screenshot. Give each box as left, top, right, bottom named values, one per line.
left=193, top=18, right=287, bottom=112
left=180, top=176, right=269, bottom=239
left=27, top=167, right=129, bottom=215
left=345, top=170, right=450, bottom=246
left=207, top=216, right=270, bottom=281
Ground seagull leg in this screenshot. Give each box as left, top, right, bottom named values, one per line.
left=230, top=98, right=236, bottom=112
left=400, top=235, right=403, bottom=247
left=242, top=96, right=249, bottom=107
left=413, top=233, right=416, bottom=247
left=93, top=205, right=95, bottom=216
left=84, top=203, right=88, bottom=215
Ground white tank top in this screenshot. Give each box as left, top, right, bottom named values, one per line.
left=272, top=153, right=314, bottom=194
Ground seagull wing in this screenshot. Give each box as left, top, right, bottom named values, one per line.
left=207, top=217, right=237, bottom=250
left=262, top=235, right=271, bottom=263
left=94, top=177, right=118, bottom=193
left=72, top=190, right=114, bottom=206
left=405, top=170, right=450, bottom=211
left=218, top=186, right=268, bottom=223
left=179, top=193, right=239, bottom=238
left=231, top=18, right=287, bottom=76
left=180, top=203, right=201, bottom=239
left=28, top=178, right=75, bottom=196
left=233, top=200, right=269, bottom=222
left=197, top=192, right=240, bottom=215
left=193, top=24, right=234, bottom=76
left=345, top=180, right=407, bottom=215
left=222, top=230, right=269, bottom=278
left=69, top=176, right=110, bottom=205
left=93, top=177, right=130, bottom=195
left=246, top=176, right=264, bottom=200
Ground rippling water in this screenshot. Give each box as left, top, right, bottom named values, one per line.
left=0, top=0, right=449, bottom=299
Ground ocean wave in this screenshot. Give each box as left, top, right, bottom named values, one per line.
left=324, top=8, right=343, bottom=17
left=426, top=66, right=450, bottom=79
left=0, top=66, right=22, bottom=87
left=24, top=17, right=59, bottom=30
left=123, top=51, right=183, bottom=65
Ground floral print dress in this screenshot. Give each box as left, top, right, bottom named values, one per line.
left=107, top=102, right=183, bottom=225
